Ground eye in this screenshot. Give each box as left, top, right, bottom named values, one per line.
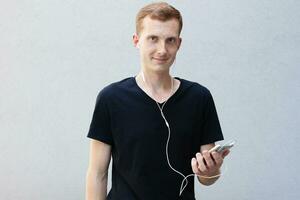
left=150, top=36, right=157, bottom=41
left=167, top=38, right=176, bottom=43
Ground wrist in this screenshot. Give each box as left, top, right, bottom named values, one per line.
left=197, top=169, right=221, bottom=185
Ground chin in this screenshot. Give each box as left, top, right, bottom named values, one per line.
left=143, top=60, right=172, bottom=72
left=152, top=64, right=172, bottom=73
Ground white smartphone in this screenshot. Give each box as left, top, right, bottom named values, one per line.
left=209, top=140, right=235, bottom=153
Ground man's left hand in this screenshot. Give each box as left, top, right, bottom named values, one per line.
left=191, top=149, right=230, bottom=177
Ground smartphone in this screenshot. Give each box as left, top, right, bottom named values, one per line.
left=209, top=140, right=235, bottom=153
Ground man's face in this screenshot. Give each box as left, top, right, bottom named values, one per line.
left=134, top=16, right=182, bottom=73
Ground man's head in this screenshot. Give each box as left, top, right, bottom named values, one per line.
left=133, top=2, right=183, bottom=73
left=135, top=2, right=183, bottom=36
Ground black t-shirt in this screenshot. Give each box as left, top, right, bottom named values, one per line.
left=87, top=77, right=224, bottom=200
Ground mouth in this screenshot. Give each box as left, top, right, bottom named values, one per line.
left=152, top=57, right=168, bottom=62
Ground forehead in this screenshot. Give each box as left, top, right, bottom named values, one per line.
left=140, top=16, right=180, bottom=38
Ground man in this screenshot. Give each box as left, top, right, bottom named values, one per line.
left=86, top=2, right=230, bottom=200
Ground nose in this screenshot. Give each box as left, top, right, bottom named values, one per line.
left=157, top=41, right=167, bottom=55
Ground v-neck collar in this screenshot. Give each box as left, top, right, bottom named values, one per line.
left=132, top=76, right=183, bottom=105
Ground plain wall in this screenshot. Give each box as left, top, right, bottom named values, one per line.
left=1, top=0, right=299, bottom=199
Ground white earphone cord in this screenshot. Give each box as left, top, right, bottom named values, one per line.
left=140, top=71, right=225, bottom=196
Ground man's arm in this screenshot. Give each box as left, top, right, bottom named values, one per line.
left=86, top=139, right=112, bottom=200
left=191, top=143, right=230, bottom=186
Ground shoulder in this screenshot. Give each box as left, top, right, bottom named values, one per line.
left=96, top=77, right=133, bottom=101
left=178, top=77, right=212, bottom=98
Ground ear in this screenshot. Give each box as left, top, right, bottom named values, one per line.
left=133, top=33, right=139, bottom=48
left=177, top=37, right=182, bottom=50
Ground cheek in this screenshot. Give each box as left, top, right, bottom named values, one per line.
left=169, top=47, right=179, bottom=55
left=146, top=43, right=156, bottom=51
left=141, top=45, right=156, bottom=55
left=165, top=43, right=179, bottom=52
left=140, top=49, right=152, bottom=60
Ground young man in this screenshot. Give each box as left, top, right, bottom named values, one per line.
left=86, top=2, right=230, bottom=200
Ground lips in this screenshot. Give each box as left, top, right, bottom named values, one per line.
left=153, top=57, right=168, bottom=62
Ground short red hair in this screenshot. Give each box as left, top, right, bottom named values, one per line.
left=135, top=2, right=183, bottom=36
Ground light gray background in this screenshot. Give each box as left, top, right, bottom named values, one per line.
left=1, top=0, right=299, bottom=199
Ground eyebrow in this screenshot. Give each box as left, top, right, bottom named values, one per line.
left=166, top=36, right=177, bottom=40
left=146, top=35, right=178, bottom=40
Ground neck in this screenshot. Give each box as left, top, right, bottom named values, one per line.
left=139, top=69, right=172, bottom=91
left=138, top=69, right=174, bottom=103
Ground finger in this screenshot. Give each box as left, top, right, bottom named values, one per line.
left=196, top=153, right=207, bottom=172
left=202, top=150, right=214, bottom=169
left=191, top=158, right=200, bottom=174
left=222, top=149, right=230, bottom=158
left=211, top=151, right=223, bottom=166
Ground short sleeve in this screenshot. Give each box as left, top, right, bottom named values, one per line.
left=199, top=90, right=224, bottom=145
left=87, top=90, right=113, bottom=145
